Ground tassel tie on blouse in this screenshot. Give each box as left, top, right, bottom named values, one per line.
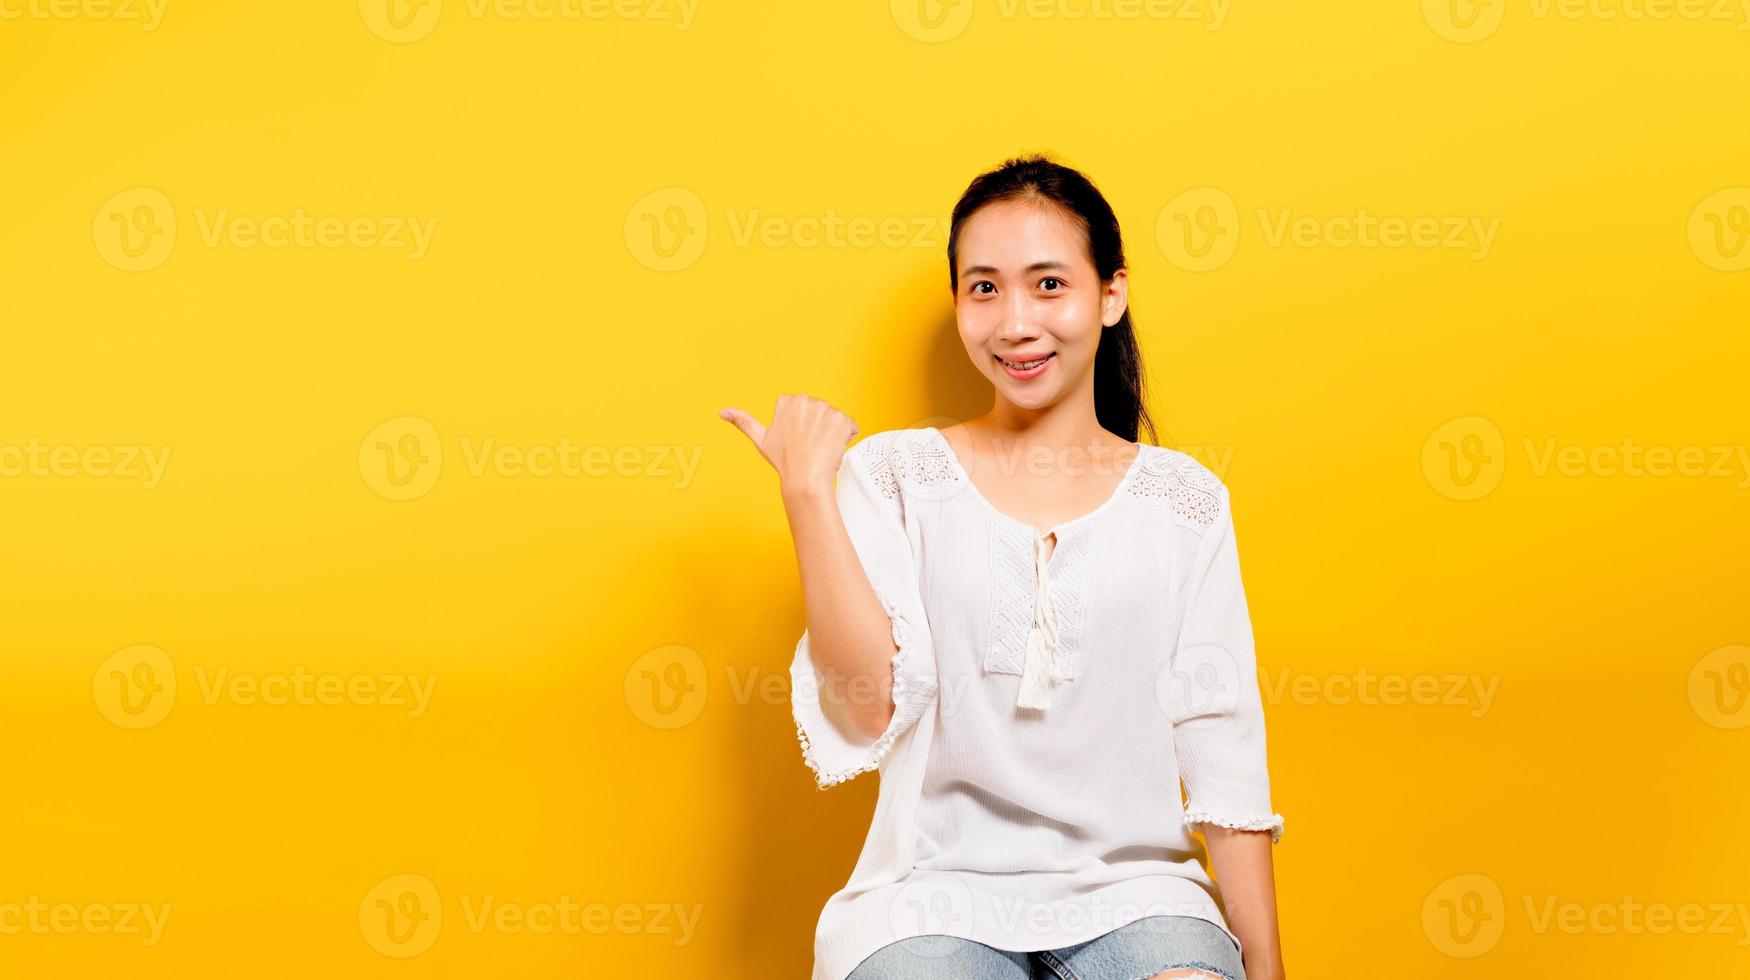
left=1016, top=530, right=1067, bottom=710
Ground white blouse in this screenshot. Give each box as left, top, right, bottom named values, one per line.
left=789, top=426, right=1284, bottom=980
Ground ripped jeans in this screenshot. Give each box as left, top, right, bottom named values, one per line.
left=845, top=914, right=1245, bottom=980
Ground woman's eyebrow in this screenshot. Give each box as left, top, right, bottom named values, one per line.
left=961, top=260, right=1071, bottom=277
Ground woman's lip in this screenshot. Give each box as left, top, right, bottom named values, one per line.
left=995, top=352, right=1055, bottom=379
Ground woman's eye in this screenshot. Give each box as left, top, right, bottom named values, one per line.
left=972, top=281, right=995, bottom=295
left=1039, top=277, right=1063, bottom=291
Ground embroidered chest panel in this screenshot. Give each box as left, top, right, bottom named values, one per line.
left=852, top=430, right=1224, bottom=682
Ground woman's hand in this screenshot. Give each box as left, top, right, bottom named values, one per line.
left=721, top=397, right=897, bottom=741
left=719, top=395, right=860, bottom=499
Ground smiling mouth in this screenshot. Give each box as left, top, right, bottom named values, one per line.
left=995, top=353, right=1055, bottom=370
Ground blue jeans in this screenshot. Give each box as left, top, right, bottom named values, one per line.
left=845, top=914, right=1245, bottom=980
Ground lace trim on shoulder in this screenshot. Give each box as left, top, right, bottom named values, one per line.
left=792, top=585, right=929, bottom=789
left=892, top=430, right=962, bottom=498
left=1183, top=809, right=1285, bottom=845
left=1128, top=447, right=1224, bottom=530
left=847, top=434, right=902, bottom=503
left=847, top=430, right=962, bottom=503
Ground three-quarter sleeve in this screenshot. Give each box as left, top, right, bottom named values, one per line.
left=1167, top=483, right=1285, bottom=844
left=790, top=436, right=939, bottom=790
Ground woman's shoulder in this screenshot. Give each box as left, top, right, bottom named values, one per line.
left=1130, top=444, right=1228, bottom=532
left=845, top=426, right=934, bottom=464
left=845, top=427, right=962, bottom=499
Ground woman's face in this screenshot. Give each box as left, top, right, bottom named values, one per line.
left=952, top=198, right=1128, bottom=410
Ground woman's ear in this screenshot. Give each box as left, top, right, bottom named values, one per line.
left=1100, top=268, right=1130, bottom=327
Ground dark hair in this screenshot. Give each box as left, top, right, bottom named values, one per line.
left=946, top=154, right=1158, bottom=446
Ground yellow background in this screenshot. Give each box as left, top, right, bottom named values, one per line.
left=2, top=0, right=1747, bottom=976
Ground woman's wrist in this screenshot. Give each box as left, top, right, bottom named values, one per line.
left=1242, top=949, right=1285, bottom=980
left=780, top=476, right=834, bottom=508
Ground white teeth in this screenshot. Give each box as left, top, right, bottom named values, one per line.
left=999, top=354, right=1051, bottom=370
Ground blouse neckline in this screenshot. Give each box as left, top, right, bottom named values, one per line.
left=923, top=426, right=1148, bottom=539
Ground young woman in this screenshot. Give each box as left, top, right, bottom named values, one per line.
left=720, top=155, right=1287, bottom=980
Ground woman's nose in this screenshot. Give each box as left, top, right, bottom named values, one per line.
left=996, top=296, right=1038, bottom=340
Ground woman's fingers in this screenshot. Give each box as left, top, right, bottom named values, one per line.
left=718, top=408, right=770, bottom=459
left=722, top=398, right=860, bottom=483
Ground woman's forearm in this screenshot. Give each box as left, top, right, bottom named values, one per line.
left=1199, top=825, right=1285, bottom=980
left=783, top=481, right=898, bottom=739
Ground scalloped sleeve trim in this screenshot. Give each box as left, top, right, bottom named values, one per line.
left=790, top=585, right=937, bottom=790
left=1183, top=809, right=1285, bottom=845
